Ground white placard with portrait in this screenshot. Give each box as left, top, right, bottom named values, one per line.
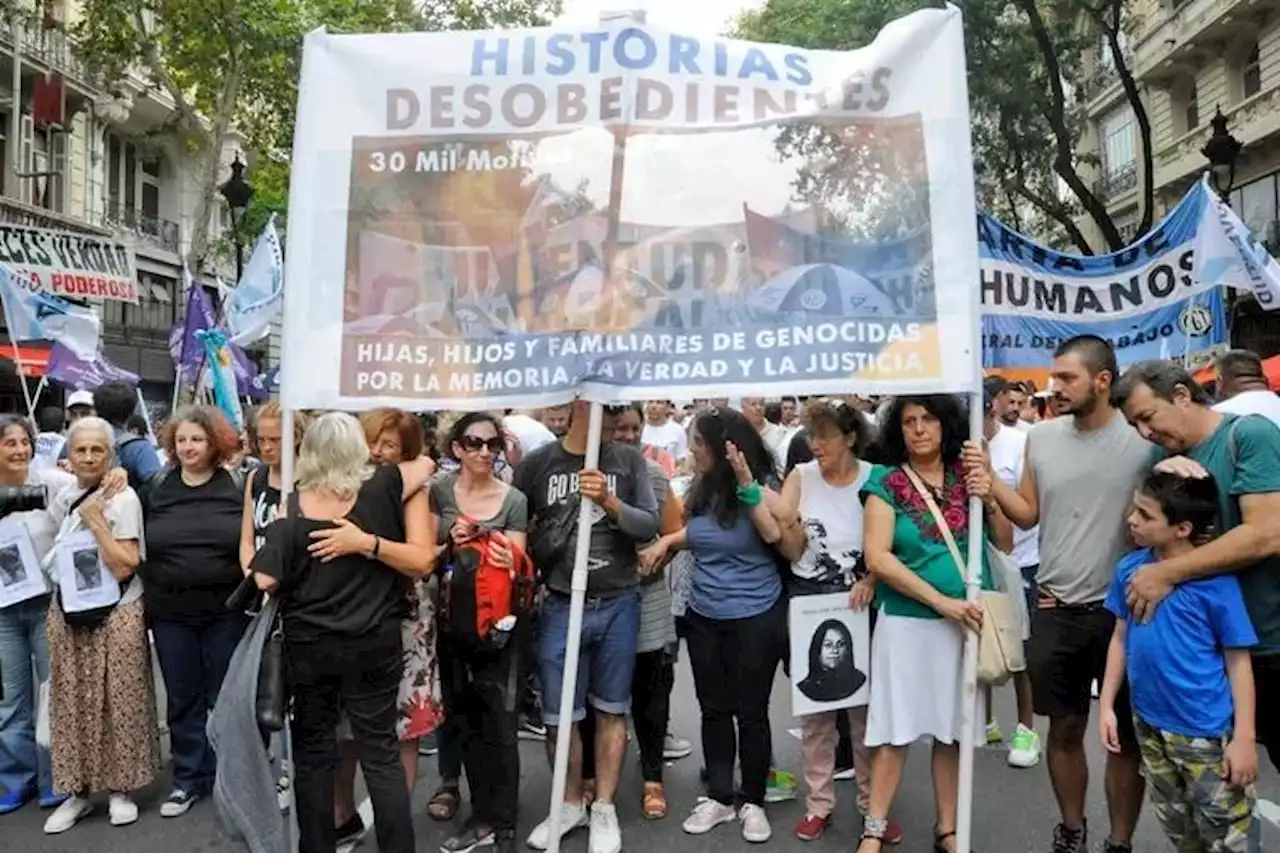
left=55, top=528, right=120, bottom=613
left=0, top=517, right=47, bottom=608
left=789, top=592, right=871, bottom=717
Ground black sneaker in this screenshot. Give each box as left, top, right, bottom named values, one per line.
left=440, top=822, right=496, bottom=853
left=336, top=814, right=366, bottom=847
left=1102, top=842, right=1131, bottom=853
left=159, top=788, right=199, bottom=818
left=518, top=716, right=546, bottom=741
left=1050, top=822, right=1086, bottom=853
left=492, top=829, right=516, bottom=853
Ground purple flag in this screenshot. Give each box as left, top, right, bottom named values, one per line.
left=171, top=271, right=216, bottom=384
left=47, top=343, right=139, bottom=389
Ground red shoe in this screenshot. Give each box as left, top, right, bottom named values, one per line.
left=794, top=813, right=829, bottom=841
left=884, top=819, right=903, bottom=845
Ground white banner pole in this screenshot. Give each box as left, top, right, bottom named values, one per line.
left=955, top=389, right=983, bottom=853
left=545, top=400, right=604, bottom=853
left=30, top=374, right=46, bottom=413
left=135, top=388, right=157, bottom=444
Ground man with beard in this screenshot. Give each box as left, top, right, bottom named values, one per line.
left=1112, top=360, right=1280, bottom=773
left=965, top=336, right=1154, bottom=853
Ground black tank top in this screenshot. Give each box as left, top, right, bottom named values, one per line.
left=250, top=466, right=283, bottom=551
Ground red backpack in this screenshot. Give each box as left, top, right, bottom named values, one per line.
left=443, top=519, right=536, bottom=648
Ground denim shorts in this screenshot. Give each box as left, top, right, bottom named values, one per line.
left=538, top=589, right=641, bottom=726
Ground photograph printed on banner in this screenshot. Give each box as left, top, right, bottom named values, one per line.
left=0, top=518, right=45, bottom=608
left=339, top=94, right=941, bottom=404
left=55, top=528, right=120, bottom=613
left=789, top=592, right=871, bottom=716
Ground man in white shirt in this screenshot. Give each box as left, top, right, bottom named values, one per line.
left=741, top=397, right=790, bottom=474
left=1212, top=349, right=1280, bottom=428
left=983, top=377, right=1042, bottom=769
left=641, top=400, right=688, bottom=461
left=32, top=406, right=67, bottom=471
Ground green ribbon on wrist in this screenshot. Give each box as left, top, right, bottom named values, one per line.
left=736, top=481, right=764, bottom=507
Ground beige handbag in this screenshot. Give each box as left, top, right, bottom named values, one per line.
left=901, top=467, right=1026, bottom=686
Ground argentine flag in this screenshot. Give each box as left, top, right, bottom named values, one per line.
left=195, top=328, right=245, bottom=430
left=0, top=266, right=101, bottom=360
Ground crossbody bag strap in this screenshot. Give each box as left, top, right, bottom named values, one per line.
left=900, top=465, right=967, bottom=586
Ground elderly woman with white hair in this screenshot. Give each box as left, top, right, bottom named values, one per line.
left=42, top=416, right=156, bottom=835
left=250, top=412, right=434, bottom=853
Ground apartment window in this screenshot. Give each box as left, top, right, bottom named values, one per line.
left=104, top=133, right=164, bottom=221
left=1101, top=106, right=1135, bottom=176
left=1184, top=83, right=1199, bottom=132
left=1243, top=44, right=1261, bottom=98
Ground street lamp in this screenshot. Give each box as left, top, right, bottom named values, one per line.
left=219, top=154, right=254, bottom=283
left=1201, top=107, right=1242, bottom=200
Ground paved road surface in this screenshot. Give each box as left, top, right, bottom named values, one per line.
left=9, top=658, right=1278, bottom=852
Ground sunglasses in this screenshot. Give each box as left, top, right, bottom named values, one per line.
left=459, top=435, right=504, bottom=454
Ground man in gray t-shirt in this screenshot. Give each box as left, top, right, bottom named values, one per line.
left=513, top=401, right=658, bottom=853
left=968, top=337, right=1153, bottom=853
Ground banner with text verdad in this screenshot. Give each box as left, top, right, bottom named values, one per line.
left=281, top=7, right=983, bottom=410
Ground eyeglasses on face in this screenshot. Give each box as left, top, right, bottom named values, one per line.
left=459, top=435, right=504, bottom=454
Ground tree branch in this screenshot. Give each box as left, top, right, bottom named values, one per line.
left=1013, top=0, right=1123, bottom=253
left=1096, top=0, right=1155, bottom=237
left=130, top=0, right=201, bottom=130
left=1009, top=181, right=1095, bottom=254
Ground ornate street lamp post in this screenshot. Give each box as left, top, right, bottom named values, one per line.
left=219, top=154, right=255, bottom=283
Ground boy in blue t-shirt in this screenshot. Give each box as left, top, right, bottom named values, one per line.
left=1099, top=471, right=1260, bottom=853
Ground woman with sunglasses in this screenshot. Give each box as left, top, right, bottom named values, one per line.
left=642, top=406, right=787, bottom=844
left=431, top=413, right=529, bottom=853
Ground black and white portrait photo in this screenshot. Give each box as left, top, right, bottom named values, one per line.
left=797, top=618, right=866, bottom=703
left=0, top=543, right=25, bottom=586
left=789, top=592, right=871, bottom=715
left=72, top=547, right=102, bottom=592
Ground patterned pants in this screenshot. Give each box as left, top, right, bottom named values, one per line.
left=1134, top=716, right=1259, bottom=853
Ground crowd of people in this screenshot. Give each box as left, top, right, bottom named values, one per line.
left=0, top=340, right=1277, bottom=853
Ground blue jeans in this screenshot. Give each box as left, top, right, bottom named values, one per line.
left=0, top=595, right=52, bottom=796
left=537, top=590, right=641, bottom=726
left=151, top=613, right=248, bottom=794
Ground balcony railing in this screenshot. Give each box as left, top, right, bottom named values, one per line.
left=0, top=20, right=103, bottom=93
left=1093, top=163, right=1138, bottom=200
left=0, top=193, right=111, bottom=236
left=97, top=201, right=181, bottom=254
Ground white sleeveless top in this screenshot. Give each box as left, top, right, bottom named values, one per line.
left=791, top=459, right=872, bottom=587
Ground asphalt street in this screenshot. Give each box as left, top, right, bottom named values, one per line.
left=7, top=657, right=1279, bottom=853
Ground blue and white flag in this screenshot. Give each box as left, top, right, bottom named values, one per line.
left=225, top=215, right=283, bottom=345
left=0, top=265, right=101, bottom=360
left=1193, top=173, right=1280, bottom=311
left=246, top=367, right=279, bottom=400
left=195, top=328, right=245, bottom=430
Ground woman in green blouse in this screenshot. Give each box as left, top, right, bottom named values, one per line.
left=856, top=395, right=1011, bottom=853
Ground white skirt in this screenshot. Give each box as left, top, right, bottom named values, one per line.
left=864, top=612, right=986, bottom=747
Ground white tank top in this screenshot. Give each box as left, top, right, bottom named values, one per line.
left=791, top=459, right=872, bottom=587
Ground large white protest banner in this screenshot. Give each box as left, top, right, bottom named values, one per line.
left=282, top=8, right=982, bottom=410
left=0, top=223, right=139, bottom=303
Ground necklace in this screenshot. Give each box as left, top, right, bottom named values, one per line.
left=908, top=463, right=948, bottom=503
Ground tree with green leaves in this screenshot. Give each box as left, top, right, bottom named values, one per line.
left=70, top=0, right=561, bottom=274
left=735, top=0, right=1153, bottom=254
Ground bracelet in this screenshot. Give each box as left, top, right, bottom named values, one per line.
left=736, top=481, right=764, bottom=507
left=371, top=535, right=381, bottom=560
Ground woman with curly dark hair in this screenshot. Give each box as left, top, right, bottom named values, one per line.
left=855, top=395, right=1010, bottom=853
left=641, top=406, right=786, bottom=844
left=143, top=405, right=249, bottom=818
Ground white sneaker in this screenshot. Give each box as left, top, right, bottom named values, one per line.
left=109, top=793, right=138, bottom=826
left=588, top=802, right=622, bottom=853
left=662, top=731, right=693, bottom=760
left=681, top=798, right=736, bottom=835
left=739, top=803, right=771, bottom=843
left=1008, top=723, right=1043, bottom=769
left=43, top=795, right=92, bottom=834
left=526, top=801, right=588, bottom=850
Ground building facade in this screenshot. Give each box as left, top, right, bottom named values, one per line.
left=0, top=2, right=244, bottom=417
left=1079, top=0, right=1280, bottom=352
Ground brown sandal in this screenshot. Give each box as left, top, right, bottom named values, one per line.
left=427, top=785, right=459, bottom=821
left=641, top=782, right=667, bottom=820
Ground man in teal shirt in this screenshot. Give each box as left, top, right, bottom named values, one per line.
left=1113, top=359, right=1280, bottom=770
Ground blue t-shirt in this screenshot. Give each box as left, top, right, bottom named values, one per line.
left=686, top=512, right=782, bottom=621
left=1105, top=548, right=1257, bottom=737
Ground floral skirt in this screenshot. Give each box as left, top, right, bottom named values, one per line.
left=397, top=580, right=443, bottom=741
left=46, top=597, right=161, bottom=794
